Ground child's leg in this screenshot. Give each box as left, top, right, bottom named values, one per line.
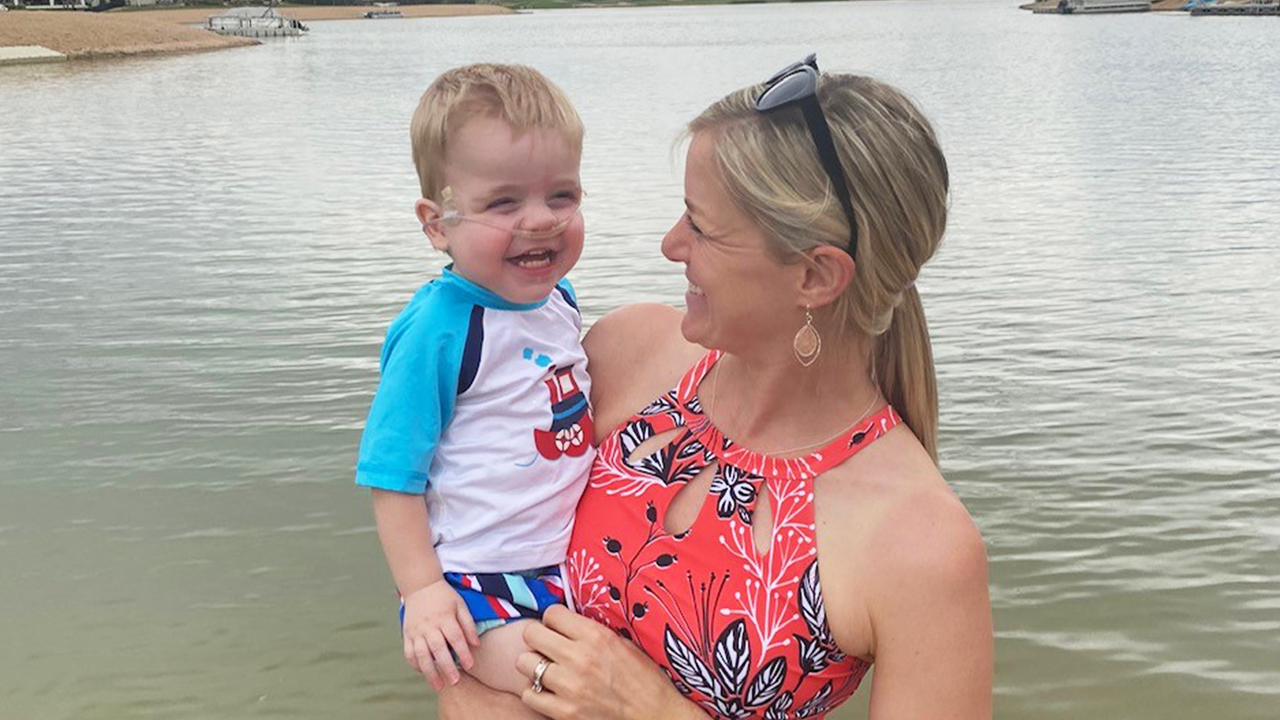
left=466, top=619, right=537, bottom=696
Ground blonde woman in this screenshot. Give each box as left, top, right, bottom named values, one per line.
left=441, top=56, right=992, bottom=720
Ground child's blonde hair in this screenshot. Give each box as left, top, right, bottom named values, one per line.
left=410, top=63, right=584, bottom=202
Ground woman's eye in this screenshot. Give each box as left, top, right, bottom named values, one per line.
left=684, top=214, right=705, bottom=237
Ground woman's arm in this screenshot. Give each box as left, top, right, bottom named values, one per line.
left=438, top=676, right=545, bottom=720
left=438, top=607, right=707, bottom=720
left=864, top=493, right=993, bottom=720
left=514, top=605, right=710, bottom=720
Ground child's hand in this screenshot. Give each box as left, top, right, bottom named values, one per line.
left=401, top=580, right=481, bottom=690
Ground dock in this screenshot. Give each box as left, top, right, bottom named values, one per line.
left=1032, top=0, right=1152, bottom=13
left=0, top=45, right=67, bottom=67
left=1190, top=1, right=1280, bottom=14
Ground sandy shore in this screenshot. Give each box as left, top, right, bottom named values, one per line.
left=0, top=12, right=256, bottom=59
left=0, top=4, right=513, bottom=62
left=120, top=3, right=514, bottom=24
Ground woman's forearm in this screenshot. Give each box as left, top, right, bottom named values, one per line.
left=663, top=694, right=712, bottom=720
left=440, top=676, right=543, bottom=720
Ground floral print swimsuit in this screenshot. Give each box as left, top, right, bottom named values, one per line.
left=566, top=351, right=902, bottom=720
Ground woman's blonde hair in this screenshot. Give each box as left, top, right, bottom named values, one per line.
left=689, top=74, right=948, bottom=461
left=410, top=63, right=584, bottom=202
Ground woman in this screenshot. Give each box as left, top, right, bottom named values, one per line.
left=441, top=57, right=992, bottom=720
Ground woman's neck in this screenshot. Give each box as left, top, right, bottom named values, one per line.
left=705, top=338, right=883, bottom=456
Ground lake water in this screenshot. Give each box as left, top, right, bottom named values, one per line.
left=2, top=1, right=1278, bottom=718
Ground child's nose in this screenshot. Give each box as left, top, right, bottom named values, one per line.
left=523, top=202, right=560, bottom=230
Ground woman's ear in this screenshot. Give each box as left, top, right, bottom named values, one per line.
left=798, top=244, right=856, bottom=309
left=415, top=198, right=450, bottom=253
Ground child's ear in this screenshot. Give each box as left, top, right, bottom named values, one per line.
left=415, top=198, right=450, bottom=253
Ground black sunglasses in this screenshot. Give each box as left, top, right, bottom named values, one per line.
left=755, top=54, right=859, bottom=260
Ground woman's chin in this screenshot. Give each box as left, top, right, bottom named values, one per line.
left=679, top=311, right=712, bottom=348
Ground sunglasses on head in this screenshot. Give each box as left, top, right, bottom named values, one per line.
left=755, top=54, right=859, bottom=260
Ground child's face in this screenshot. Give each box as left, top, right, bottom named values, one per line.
left=421, top=116, right=584, bottom=305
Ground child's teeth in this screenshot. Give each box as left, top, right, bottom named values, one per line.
left=515, top=251, right=553, bottom=269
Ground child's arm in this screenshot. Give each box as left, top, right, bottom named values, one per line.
left=371, top=489, right=480, bottom=690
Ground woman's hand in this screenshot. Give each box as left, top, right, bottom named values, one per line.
left=516, top=605, right=708, bottom=720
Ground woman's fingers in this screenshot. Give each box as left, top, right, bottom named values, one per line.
left=521, top=686, right=575, bottom=720
left=541, top=604, right=599, bottom=639
left=522, top=616, right=579, bottom=662
left=514, top=651, right=545, bottom=685
left=516, top=652, right=578, bottom=720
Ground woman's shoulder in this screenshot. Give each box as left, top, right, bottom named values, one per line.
left=584, top=302, right=683, bottom=351
left=583, top=303, right=703, bottom=373
left=816, top=429, right=988, bottom=656
left=867, top=470, right=986, bottom=591
left=827, top=430, right=984, bottom=578
left=583, top=304, right=704, bottom=440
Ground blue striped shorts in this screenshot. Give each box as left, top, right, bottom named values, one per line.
left=400, top=565, right=565, bottom=636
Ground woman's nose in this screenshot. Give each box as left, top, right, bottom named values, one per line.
left=661, top=219, right=688, bottom=262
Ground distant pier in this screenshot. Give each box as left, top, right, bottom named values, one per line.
left=1190, top=2, right=1280, bottom=14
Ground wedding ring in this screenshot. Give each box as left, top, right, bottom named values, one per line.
left=531, top=656, right=552, bottom=694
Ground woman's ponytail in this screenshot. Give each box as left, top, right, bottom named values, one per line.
left=874, top=287, right=938, bottom=462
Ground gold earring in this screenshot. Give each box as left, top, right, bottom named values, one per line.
left=793, top=306, right=821, bottom=367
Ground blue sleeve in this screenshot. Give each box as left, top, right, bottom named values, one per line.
left=355, top=288, right=468, bottom=494
left=555, top=278, right=580, bottom=313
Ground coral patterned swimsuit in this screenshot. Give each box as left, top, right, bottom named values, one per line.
left=566, top=351, right=902, bottom=720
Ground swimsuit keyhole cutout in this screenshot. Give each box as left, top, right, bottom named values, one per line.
left=624, top=428, right=684, bottom=466
left=663, top=461, right=719, bottom=537
left=751, top=478, right=775, bottom=556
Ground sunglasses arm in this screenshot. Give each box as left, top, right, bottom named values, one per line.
left=799, top=101, right=860, bottom=256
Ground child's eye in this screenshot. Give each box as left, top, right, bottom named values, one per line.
left=549, top=190, right=582, bottom=207
left=486, top=198, right=518, bottom=212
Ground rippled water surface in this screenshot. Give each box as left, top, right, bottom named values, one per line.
left=2, top=1, right=1278, bottom=718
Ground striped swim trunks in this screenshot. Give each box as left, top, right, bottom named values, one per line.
left=442, top=565, right=565, bottom=635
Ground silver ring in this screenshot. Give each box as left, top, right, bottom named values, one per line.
left=531, top=656, right=551, bottom=694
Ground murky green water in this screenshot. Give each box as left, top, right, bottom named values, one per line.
left=2, top=1, right=1278, bottom=718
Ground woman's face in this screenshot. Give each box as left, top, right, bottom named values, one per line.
left=662, top=132, right=805, bottom=353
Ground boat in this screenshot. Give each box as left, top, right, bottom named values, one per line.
left=532, top=365, right=593, bottom=461
left=1054, top=0, right=1152, bottom=12
left=364, top=2, right=402, bottom=18
left=205, top=3, right=309, bottom=38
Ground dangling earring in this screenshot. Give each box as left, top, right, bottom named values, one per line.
left=793, top=305, right=822, bottom=367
